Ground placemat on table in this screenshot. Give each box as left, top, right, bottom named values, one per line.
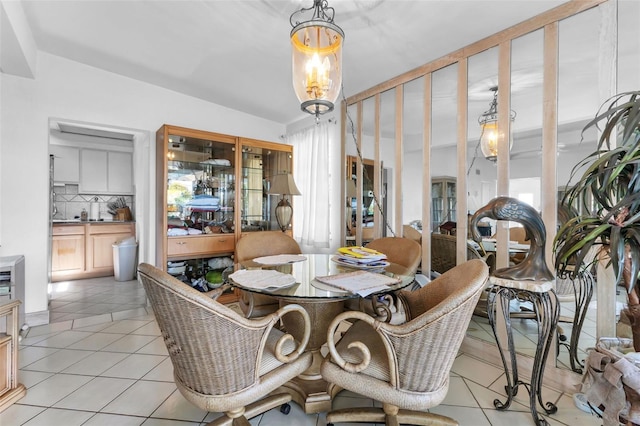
left=252, top=254, right=307, bottom=265
left=229, top=269, right=296, bottom=289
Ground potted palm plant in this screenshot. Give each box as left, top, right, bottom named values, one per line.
left=555, top=90, right=640, bottom=350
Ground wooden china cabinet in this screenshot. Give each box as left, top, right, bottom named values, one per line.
left=155, top=125, right=294, bottom=303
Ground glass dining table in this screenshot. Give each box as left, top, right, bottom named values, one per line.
left=227, top=253, right=416, bottom=414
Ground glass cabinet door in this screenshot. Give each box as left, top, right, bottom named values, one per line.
left=431, top=181, right=443, bottom=232
left=431, top=177, right=456, bottom=233
left=347, top=155, right=377, bottom=236
left=240, top=140, right=293, bottom=233
left=166, top=133, right=236, bottom=234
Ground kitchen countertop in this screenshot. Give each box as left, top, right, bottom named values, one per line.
left=52, top=219, right=135, bottom=224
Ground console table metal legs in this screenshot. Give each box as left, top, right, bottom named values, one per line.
left=487, top=286, right=560, bottom=426
left=556, top=269, right=594, bottom=374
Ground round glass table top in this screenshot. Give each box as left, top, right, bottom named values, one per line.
left=227, top=253, right=415, bottom=300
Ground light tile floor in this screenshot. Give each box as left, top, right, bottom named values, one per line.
left=2, top=276, right=605, bottom=425
left=48, top=277, right=147, bottom=323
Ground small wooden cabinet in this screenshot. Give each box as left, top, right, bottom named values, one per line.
left=52, top=222, right=135, bottom=281
left=0, top=300, right=26, bottom=412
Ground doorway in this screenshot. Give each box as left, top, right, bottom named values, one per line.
left=48, top=119, right=151, bottom=323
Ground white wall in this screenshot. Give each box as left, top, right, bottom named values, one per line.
left=0, top=52, right=285, bottom=321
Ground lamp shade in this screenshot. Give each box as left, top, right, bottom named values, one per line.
left=290, top=0, right=344, bottom=117
left=268, top=174, right=301, bottom=196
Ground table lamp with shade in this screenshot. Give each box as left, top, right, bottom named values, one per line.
left=268, top=173, right=301, bottom=232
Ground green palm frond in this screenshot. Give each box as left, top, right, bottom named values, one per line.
left=555, top=91, right=640, bottom=292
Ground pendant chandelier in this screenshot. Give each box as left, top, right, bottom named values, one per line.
left=290, top=0, right=344, bottom=118
left=478, top=87, right=516, bottom=162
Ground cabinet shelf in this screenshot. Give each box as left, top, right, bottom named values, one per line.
left=168, top=161, right=233, bottom=173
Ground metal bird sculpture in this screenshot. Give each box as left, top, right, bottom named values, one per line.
left=470, top=196, right=554, bottom=282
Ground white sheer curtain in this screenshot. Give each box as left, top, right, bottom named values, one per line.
left=287, top=120, right=336, bottom=251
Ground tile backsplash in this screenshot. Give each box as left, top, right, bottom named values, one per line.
left=53, top=184, right=135, bottom=221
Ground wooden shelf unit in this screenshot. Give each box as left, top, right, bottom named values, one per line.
left=0, top=300, right=26, bottom=412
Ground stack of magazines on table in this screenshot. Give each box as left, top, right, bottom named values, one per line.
left=331, top=246, right=390, bottom=270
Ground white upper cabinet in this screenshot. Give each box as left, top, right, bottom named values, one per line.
left=50, top=145, right=80, bottom=184
left=107, top=151, right=134, bottom=194
left=80, top=149, right=108, bottom=192
left=80, top=149, right=133, bottom=194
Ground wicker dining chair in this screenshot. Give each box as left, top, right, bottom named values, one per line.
left=430, top=232, right=495, bottom=317
left=365, top=237, right=422, bottom=275
left=321, top=259, right=489, bottom=426
left=137, top=263, right=313, bottom=426
left=344, top=237, right=422, bottom=323
left=235, top=231, right=302, bottom=318
left=430, top=233, right=495, bottom=275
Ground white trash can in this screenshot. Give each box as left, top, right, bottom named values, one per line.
left=113, top=237, right=138, bottom=281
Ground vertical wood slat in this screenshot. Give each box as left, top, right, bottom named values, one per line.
left=356, top=102, right=363, bottom=247
left=423, top=74, right=432, bottom=273
left=374, top=94, right=381, bottom=241
left=395, top=86, right=404, bottom=235
left=542, top=21, right=559, bottom=370
left=495, top=41, right=512, bottom=270
left=340, top=100, right=347, bottom=243
left=542, top=22, right=559, bottom=279
left=456, top=59, right=468, bottom=265
left=596, top=0, right=618, bottom=340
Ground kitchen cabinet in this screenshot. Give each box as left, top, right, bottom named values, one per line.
left=108, top=152, right=134, bottom=194
left=156, top=125, right=295, bottom=304
left=51, top=222, right=135, bottom=281
left=79, top=149, right=133, bottom=195
left=51, top=225, right=85, bottom=278
left=50, top=145, right=80, bottom=183
left=87, top=223, right=136, bottom=274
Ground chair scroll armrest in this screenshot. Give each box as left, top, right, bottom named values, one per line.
left=326, top=311, right=378, bottom=373
left=272, top=304, right=311, bottom=363
left=371, top=294, right=395, bottom=323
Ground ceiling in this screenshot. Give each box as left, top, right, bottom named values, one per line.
left=18, top=0, right=571, bottom=126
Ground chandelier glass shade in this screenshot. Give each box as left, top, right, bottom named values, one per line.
left=290, top=0, right=344, bottom=117
left=478, top=87, right=516, bottom=162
